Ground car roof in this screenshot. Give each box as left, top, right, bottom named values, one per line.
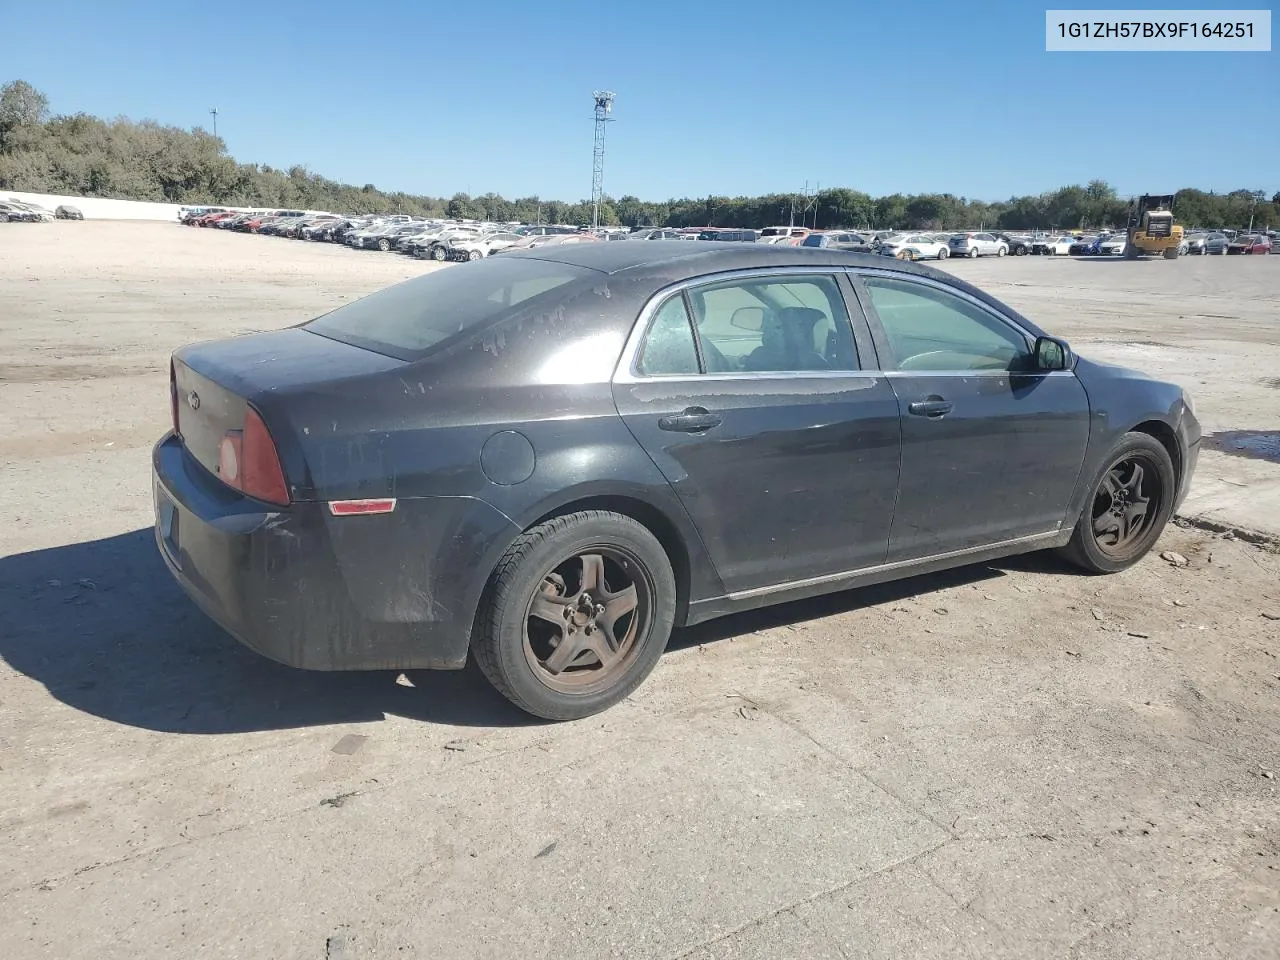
left=501, top=238, right=926, bottom=280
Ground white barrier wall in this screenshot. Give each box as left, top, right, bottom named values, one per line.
left=2, top=191, right=261, bottom=221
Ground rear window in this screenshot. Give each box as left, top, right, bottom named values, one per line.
left=801, top=234, right=825, bottom=247
left=305, top=257, right=593, bottom=360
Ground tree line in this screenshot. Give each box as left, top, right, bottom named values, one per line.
left=2, top=80, right=1275, bottom=232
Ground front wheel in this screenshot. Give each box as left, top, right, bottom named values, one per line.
left=377, top=238, right=391, bottom=252
left=472, top=511, right=676, bottom=720
left=1058, top=432, right=1176, bottom=574
left=996, top=245, right=1007, bottom=257
left=431, top=244, right=447, bottom=261
left=467, top=249, right=483, bottom=261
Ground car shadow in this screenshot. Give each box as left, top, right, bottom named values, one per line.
left=0, top=529, right=1080, bottom=735
left=0, top=529, right=536, bottom=734
left=668, top=560, right=1025, bottom=651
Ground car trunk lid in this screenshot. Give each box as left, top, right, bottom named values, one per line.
left=172, top=327, right=407, bottom=492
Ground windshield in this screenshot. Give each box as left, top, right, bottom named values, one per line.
left=305, top=257, right=594, bottom=360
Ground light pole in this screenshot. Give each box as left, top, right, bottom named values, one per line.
left=590, top=91, right=615, bottom=231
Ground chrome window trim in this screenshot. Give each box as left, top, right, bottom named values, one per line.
left=696, top=530, right=1062, bottom=604
left=884, top=369, right=1077, bottom=379
left=612, top=266, right=865, bottom=386
left=612, top=264, right=1077, bottom=385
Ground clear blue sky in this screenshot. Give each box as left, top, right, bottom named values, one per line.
left=5, top=0, right=1276, bottom=201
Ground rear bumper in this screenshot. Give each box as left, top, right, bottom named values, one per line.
left=152, top=433, right=520, bottom=671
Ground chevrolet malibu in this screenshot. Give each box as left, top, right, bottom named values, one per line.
left=154, top=243, right=1201, bottom=720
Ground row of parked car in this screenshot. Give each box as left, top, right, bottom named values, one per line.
left=176, top=206, right=1276, bottom=262
left=0, top=198, right=83, bottom=222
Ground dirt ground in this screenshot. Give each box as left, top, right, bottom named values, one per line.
left=1, top=222, right=1278, bottom=960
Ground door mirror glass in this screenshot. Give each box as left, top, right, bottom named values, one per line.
left=1034, top=336, right=1070, bottom=371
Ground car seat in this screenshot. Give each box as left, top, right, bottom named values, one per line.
left=742, top=307, right=830, bottom=371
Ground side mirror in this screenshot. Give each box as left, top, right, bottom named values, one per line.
left=730, top=307, right=765, bottom=332
left=1034, top=336, right=1072, bottom=371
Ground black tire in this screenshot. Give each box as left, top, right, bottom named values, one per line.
left=472, top=510, right=676, bottom=720
left=1058, top=432, right=1176, bottom=574
left=968, top=247, right=979, bottom=259
left=377, top=238, right=391, bottom=252
left=996, top=245, right=1007, bottom=257
left=431, top=244, right=447, bottom=261
left=467, top=249, right=483, bottom=261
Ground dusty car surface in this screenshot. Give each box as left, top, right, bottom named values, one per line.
left=153, top=242, right=1201, bottom=719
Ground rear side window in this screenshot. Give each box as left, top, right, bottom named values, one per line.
left=636, top=297, right=699, bottom=376
left=306, top=258, right=593, bottom=360
left=690, top=275, right=858, bottom=373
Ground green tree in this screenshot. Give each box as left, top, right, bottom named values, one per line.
left=0, top=79, right=49, bottom=147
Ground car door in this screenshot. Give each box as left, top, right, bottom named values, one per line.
left=612, top=270, right=903, bottom=595
left=851, top=269, right=1091, bottom=563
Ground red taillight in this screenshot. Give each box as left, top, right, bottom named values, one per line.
left=218, top=407, right=289, bottom=506
left=170, top=360, right=180, bottom=437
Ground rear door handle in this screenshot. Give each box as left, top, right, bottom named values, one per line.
left=658, top=407, right=722, bottom=432
left=907, top=397, right=954, bottom=419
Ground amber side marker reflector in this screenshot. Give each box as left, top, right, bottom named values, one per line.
left=328, top=499, right=397, bottom=516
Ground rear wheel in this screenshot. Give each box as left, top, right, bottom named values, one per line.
left=967, top=247, right=979, bottom=259
left=1045, top=246, right=1056, bottom=256
left=896, top=249, right=914, bottom=261
left=467, top=249, right=483, bottom=261
left=472, top=511, right=676, bottom=720
left=1163, top=246, right=1179, bottom=260
left=1058, top=432, right=1175, bottom=574
left=937, top=247, right=948, bottom=260
left=431, top=244, right=447, bottom=261
left=996, top=245, right=1007, bottom=257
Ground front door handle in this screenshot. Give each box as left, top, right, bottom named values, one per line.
left=658, top=407, right=722, bottom=433
left=907, top=396, right=954, bottom=419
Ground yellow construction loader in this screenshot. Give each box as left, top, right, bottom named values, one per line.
left=1124, top=194, right=1184, bottom=259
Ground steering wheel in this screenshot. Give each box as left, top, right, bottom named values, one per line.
left=896, top=350, right=960, bottom=371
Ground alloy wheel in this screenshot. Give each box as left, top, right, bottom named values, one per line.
left=1090, top=453, right=1163, bottom=558
left=523, top=548, right=652, bottom=694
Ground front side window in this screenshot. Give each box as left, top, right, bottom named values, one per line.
left=861, top=276, right=1031, bottom=372
left=688, top=275, right=858, bottom=373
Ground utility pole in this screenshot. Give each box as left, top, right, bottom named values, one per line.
left=1247, top=190, right=1265, bottom=233
left=590, top=91, right=615, bottom=231
left=209, top=107, right=219, bottom=139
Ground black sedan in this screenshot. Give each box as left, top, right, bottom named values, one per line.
left=995, top=233, right=1032, bottom=256
left=154, top=243, right=1201, bottom=719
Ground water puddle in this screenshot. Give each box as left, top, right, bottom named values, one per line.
left=1204, top=431, right=1280, bottom=464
